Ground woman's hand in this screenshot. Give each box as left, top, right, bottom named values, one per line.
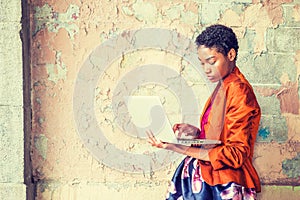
left=146, top=130, right=169, bottom=149
left=146, top=130, right=211, bottom=161
left=172, top=123, right=200, bottom=139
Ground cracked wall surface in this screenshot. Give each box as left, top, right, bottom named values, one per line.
left=28, top=0, right=300, bottom=199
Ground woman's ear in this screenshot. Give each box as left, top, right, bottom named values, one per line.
left=227, top=48, right=236, bottom=61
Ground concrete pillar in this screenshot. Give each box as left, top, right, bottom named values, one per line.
left=0, top=0, right=26, bottom=199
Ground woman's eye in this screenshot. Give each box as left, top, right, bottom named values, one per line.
left=209, top=61, right=216, bottom=65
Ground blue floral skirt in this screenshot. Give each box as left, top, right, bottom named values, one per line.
left=166, top=157, right=257, bottom=200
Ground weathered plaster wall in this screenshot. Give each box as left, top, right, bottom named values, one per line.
left=0, top=0, right=26, bottom=199
left=29, top=0, right=300, bottom=199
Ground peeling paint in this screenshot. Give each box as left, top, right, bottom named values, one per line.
left=34, top=134, right=48, bottom=160
left=282, top=153, right=300, bottom=178
left=121, top=6, right=134, bottom=16
left=46, top=51, right=67, bottom=83
left=34, top=4, right=79, bottom=39
left=258, top=127, right=271, bottom=139
left=180, top=9, right=198, bottom=24
left=256, top=82, right=299, bottom=114
left=295, top=50, right=300, bottom=105
left=220, top=2, right=289, bottom=54
left=165, top=4, right=184, bottom=21
left=132, top=0, right=159, bottom=23
left=294, top=5, right=300, bottom=21
left=276, top=82, right=299, bottom=114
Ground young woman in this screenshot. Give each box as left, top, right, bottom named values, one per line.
left=147, top=24, right=261, bottom=200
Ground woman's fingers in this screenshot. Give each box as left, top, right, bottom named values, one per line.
left=173, top=123, right=192, bottom=138
left=146, top=130, right=160, bottom=146
left=172, top=123, right=199, bottom=138
left=146, top=130, right=167, bottom=148
left=172, top=124, right=179, bottom=132
left=146, top=130, right=155, bottom=144
left=146, top=130, right=152, bottom=140
left=173, top=123, right=184, bottom=138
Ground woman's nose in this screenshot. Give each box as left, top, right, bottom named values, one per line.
left=203, top=64, right=211, bottom=73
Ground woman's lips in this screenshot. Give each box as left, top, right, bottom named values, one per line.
left=206, top=76, right=214, bottom=80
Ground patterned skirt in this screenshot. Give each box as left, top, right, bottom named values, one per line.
left=166, top=156, right=257, bottom=200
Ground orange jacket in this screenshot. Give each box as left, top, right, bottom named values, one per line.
left=200, top=67, right=261, bottom=192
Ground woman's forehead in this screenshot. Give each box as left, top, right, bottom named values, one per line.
left=197, top=46, right=222, bottom=57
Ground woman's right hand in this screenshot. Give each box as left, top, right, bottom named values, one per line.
left=146, top=130, right=169, bottom=149
left=172, top=123, right=200, bottom=139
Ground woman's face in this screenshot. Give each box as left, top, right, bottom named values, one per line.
left=197, top=45, right=236, bottom=83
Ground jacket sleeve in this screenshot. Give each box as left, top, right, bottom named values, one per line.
left=208, top=82, right=260, bottom=170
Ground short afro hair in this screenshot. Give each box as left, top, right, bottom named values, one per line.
left=195, top=24, right=239, bottom=60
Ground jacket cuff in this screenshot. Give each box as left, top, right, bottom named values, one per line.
left=208, top=147, right=225, bottom=170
